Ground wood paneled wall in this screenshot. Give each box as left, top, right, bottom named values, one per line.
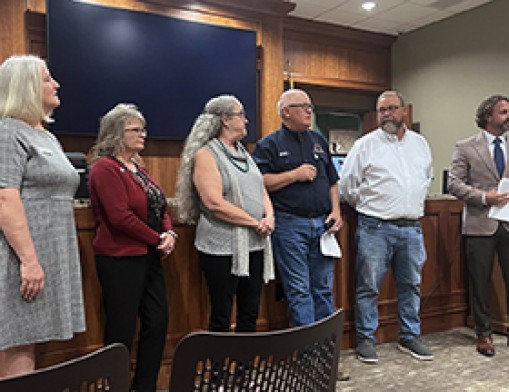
left=0, top=1, right=27, bottom=61
left=283, top=17, right=396, bottom=91
left=335, top=199, right=468, bottom=348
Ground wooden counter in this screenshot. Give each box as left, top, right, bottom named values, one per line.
left=36, top=198, right=468, bottom=389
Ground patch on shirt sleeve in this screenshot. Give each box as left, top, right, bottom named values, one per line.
left=313, top=143, right=324, bottom=154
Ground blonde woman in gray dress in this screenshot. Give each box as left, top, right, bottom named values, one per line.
left=0, top=55, right=85, bottom=377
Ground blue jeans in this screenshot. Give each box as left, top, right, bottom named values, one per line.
left=355, top=214, right=427, bottom=342
left=272, top=211, right=335, bottom=326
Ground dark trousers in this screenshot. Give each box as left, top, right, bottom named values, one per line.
left=465, top=224, right=509, bottom=337
left=95, top=249, right=168, bottom=392
left=199, top=251, right=263, bottom=332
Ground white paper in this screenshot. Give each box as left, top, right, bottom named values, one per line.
left=320, top=232, right=342, bottom=258
left=488, top=178, right=509, bottom=221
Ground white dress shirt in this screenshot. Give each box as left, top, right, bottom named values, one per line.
left=339, top=128, right=433, bottom=220
left=481, top=130, right=506, bottom=205
left=483, top=130, right=507, bottom=162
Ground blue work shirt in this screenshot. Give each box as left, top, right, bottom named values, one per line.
left=252, top=124, right=338, bottom=217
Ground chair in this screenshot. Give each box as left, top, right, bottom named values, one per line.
left=169, top=309, right=345, bottom=392
left=0, top=343, right=130, bottom=392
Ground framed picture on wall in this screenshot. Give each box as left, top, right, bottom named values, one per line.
left=331, top=154, right=347, bottom=179
left=328, top=130, right=360, bottom=154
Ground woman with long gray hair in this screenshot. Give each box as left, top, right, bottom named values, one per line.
left=175, top=95, right=274, bottom=332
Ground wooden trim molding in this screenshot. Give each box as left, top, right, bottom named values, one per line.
left=284, top=16, right=396, bottom=48
left=284, top=16, right=395, bottom=91
left=143, top=0, right=296, bottom=17
left=286, top=73, right=390, bottom=92
left=25, top=10, right=46, bottom=59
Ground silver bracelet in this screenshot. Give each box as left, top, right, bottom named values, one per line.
left=164, top=229, right=178, bottom=239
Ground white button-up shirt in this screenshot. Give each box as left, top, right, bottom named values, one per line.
left=484, top=130, right=507, bottom=162
left=339, top=128, right=433, bottom=220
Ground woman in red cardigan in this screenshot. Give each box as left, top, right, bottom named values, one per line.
left=88, top=103, right=175, bottom=392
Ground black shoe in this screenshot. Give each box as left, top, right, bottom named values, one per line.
left=337, top=370, right=350, bottom=381
left=356, top=338, right=378, bottom=364
left=398, top=337, right=434, bottom=361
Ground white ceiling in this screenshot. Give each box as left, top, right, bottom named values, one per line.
left=289, top=0, right=492, bottom=36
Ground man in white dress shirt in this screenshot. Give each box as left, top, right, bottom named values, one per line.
left=340, top=90, right=433, bottom=364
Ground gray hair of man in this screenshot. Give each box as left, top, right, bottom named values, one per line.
left=377, top=90, right=406, bottom=107
left=276, top=88, right=309, bottom=116
left=89, top=103, right=146, bottom=163
left=0, top=54, right=53, bottom=125
left=175, top=94, right=241, bottom=224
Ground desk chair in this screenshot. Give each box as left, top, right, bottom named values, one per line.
left=0, top=343, right=130, bottom=392
left=169, top=309, right=345, bottom=391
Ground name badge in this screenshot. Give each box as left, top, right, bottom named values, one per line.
left=39, top=148, right=53, bottom=157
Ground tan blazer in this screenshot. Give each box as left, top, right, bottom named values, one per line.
left=449, top=131, right=509, bottom=235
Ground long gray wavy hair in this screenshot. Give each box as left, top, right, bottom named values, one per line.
left=175, top=95, right=240, bottom=224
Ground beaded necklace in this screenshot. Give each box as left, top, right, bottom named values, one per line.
left=113, top=157, right=167, bottom=225
left=215, top=138, right=249, bottom=173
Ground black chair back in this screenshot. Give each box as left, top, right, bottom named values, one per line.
left=0, top=343, right=130, bottom=392
left=169, top=309, right=345, bottom=391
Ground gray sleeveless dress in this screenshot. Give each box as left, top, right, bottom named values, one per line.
left=0, top=118, right=85, bottom=350
left=194, top=140, right=266, bottom=255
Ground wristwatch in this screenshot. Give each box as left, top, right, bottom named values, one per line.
left=161, top=229, right=178, bottom=239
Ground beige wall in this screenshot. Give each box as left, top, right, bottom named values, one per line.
left=392, top=0, right=509, bottom=194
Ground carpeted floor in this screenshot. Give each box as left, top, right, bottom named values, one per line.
left=338, top=327, right=509, bottom=391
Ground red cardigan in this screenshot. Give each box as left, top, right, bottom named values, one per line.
left=88, top=157, right=172, bottom=256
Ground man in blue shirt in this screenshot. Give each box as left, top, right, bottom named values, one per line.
left=252, top=89, right=342, bottom=327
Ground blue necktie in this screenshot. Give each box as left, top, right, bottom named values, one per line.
left=494, top=137, right=505, bottom=178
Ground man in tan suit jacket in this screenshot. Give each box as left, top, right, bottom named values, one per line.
left=449, top=94, right=509, bottom=357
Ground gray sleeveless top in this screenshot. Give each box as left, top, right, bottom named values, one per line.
left=194, top=139, right=265, bottom=255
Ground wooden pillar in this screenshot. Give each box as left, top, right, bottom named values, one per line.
left=0, top=0, right=27, bottom=62
left=258, top=14, right=285, bottom=137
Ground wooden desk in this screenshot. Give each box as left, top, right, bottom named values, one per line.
left=36, top=198, right=468, bottom=389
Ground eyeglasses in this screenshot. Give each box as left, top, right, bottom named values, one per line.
left=228, top=110, right=246, bottom=118
left=377, top=105, right=401, bottom=114
left=286, top=103, right=315, bottom=111
left=125, top=127, right=147, bottom=136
